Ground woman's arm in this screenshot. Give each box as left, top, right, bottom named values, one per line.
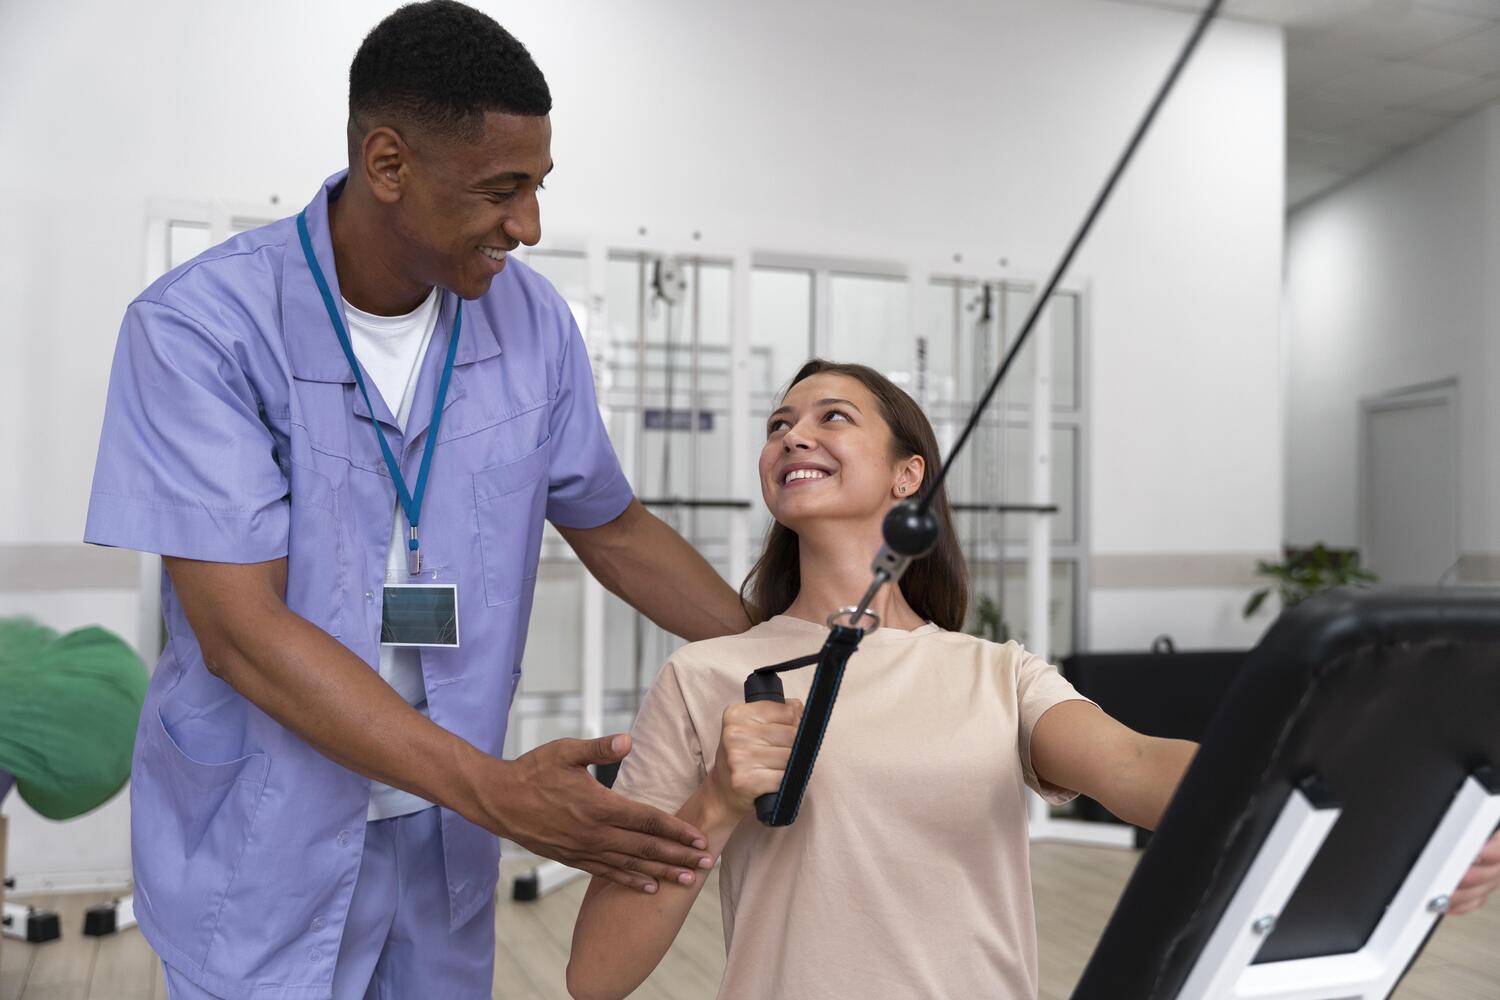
left=1029, top=700, right=1197, bottom=831
left=567, top=698, right=803, bottom=1000
left=1031, top=701, right=1500, bottom=917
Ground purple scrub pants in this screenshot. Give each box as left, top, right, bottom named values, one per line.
left=162, top=807, right=496, bottom=999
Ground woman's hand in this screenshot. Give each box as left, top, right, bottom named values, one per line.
left=703, top=699, right=804, bottom=820
left=1450, top=828, right=1500, bottom=916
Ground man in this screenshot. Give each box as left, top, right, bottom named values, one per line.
left=85, top=3, right=746, bottom=997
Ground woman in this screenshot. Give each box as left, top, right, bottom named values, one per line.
left=566, top=360, right=1496, bottom=999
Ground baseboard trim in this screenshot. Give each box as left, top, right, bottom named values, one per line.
left=1092, top=553, right=1274, bottom=590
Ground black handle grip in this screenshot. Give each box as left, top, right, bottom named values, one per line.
left=743, top=672, right=786, bottom=824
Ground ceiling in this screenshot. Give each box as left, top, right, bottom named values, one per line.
left=1101, top=0, right=1500, bottom=207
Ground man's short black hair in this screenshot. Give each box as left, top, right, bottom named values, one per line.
left=349, top=0, right=551, bottom=142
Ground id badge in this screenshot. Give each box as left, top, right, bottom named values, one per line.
left=381, top=584, right=460, bottom=647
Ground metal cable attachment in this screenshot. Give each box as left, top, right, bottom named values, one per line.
left=826, top=606, right=882, bottom=633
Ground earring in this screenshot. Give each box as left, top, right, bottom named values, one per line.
left=897, top=485, right=907, bottom=495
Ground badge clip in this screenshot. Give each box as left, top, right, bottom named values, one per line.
left=407, top=525, right=422, bottom=576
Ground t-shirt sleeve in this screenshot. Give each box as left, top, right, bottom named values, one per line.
left=84, top=300, right=289, bottom=563
left=1014, top=645, right=1093, bottom=805
left=544, top=308, right=634, bottom=529
left=611, top=659, right=709, bottom=815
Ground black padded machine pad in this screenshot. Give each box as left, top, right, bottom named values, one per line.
left=1072, top=586, right=1500, bottom=999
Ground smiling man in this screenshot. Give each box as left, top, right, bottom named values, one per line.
left=84, top=3, right=748, bottom=998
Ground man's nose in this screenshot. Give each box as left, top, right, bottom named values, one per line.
left=503, top=196, right=542, bottom=247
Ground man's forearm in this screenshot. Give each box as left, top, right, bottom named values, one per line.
left=564, top=499, right=751, bottom=641
left=197, top=594, right=500, bottom=831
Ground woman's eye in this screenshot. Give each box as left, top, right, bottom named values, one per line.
left=767, top=419, right=787, bottom=434
left=823, top=409, right=851, bottom=423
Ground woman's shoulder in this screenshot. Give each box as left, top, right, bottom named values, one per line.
left=670, top=616, right=832, bottom=674
left=907, top=628, right=1050, bottom=675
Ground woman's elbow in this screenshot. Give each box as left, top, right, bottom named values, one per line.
left=565, top=960, right=624, bottom=1000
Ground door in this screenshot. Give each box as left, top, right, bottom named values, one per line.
left=1360, top=385, right=1458, bottom=586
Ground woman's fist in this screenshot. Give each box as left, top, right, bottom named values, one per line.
left=706, top=698, right=804, bottom=819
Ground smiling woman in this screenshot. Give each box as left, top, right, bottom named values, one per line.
left=746, top=360, right=969, bottom=633
left=565, top=359, right=1204, bottom=1000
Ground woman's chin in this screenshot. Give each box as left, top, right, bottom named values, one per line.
left=771, top=501, right=860, bottom=536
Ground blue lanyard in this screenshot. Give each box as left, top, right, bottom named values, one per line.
left=296, top=211, right=461, bottom=574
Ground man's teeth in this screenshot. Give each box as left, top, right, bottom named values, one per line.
left=479, top=247, right=507, bottom=261
left=784, top=469, right=829, bottom=484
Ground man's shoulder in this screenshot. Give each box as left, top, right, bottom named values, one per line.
left=477, top=256, right=576, bottom=335
left=132, top=218, right=294, bottom=338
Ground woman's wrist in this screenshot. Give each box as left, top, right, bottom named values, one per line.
left=682, top=782, right=744, bottom=847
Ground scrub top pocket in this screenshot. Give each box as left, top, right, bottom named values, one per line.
left=138, top=706, right=268, bottom=969
left=474, top=438, right=551, bottom=607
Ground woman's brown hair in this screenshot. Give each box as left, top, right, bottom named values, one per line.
left=739, top=359, right=969, bottom=631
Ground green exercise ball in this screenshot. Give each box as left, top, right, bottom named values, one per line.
left=0, top=617, right=148, bottom=820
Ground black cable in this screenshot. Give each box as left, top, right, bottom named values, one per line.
left=919, top=0, right=1225, bottom=515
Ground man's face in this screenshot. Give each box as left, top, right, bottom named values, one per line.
left=393, top=111, right=553, bottom=300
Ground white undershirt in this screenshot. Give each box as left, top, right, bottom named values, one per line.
left=344, top=287, right=442, bottom=821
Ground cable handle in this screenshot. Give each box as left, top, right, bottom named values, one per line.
left=743, top=670, right=790, bottom=824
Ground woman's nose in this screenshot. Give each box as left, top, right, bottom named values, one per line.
left=782, top=425, right=814, bottom=451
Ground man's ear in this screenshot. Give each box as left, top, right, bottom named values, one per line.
left=358, top=125, right=408, bottom=205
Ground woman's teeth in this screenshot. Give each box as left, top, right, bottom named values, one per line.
left=784, top=469, right=829, bottom=484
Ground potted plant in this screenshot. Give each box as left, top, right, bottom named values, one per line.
left=969, top=592, right=1011, bottom=644
left=1243, top=544, right=1377, bottom=619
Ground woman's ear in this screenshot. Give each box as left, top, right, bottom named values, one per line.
left=893, top=455, right=925, bottom=499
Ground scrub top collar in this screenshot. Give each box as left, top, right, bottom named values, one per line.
left=282, top=171, right=504, bottom=395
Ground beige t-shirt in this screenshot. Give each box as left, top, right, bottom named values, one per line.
left=612, top=614, right=1090, bottom=1000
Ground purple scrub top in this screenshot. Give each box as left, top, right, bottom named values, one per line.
left=84, top=171, right=633, bottom=1000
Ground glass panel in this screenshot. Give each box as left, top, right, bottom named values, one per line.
left=601, top=255, right=740, bottom=541
left=604, top=593, right=678, bottom=702
left=231, top=217, right=273, bottom=235
left=167, top=221, right=210, bottom=271
left=1000, top=285, right=1079, bottom=411
left=517, top=561, right=584, bottom=694
left=922, top=277, right=978, bottom=413
left=524, top=249, right=589, bottom=301
left=963, top=559, right=1076, bottom=660
left=948, top=424, right=1076, bottom=546
left=751, top=267, right=813, bottom=401
left=828, top=273, right=913, bottom=389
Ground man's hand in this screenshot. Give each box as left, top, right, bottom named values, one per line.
left=1449, top=828, right=1500, bottom=916
left=484, top=733, right=713, bottom=894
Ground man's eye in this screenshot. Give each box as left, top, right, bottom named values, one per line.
left=486, top=190, right=517, bottom=202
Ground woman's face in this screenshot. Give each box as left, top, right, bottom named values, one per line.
left=759, top=373, right=922, bottom=533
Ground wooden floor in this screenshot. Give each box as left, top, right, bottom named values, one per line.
left=3, top=844, right=1496, bottom=999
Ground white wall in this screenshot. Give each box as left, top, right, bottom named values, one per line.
left=1285, top=105, right=1499, bottom=570
left=1, top=0, right=1285, bottom=880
